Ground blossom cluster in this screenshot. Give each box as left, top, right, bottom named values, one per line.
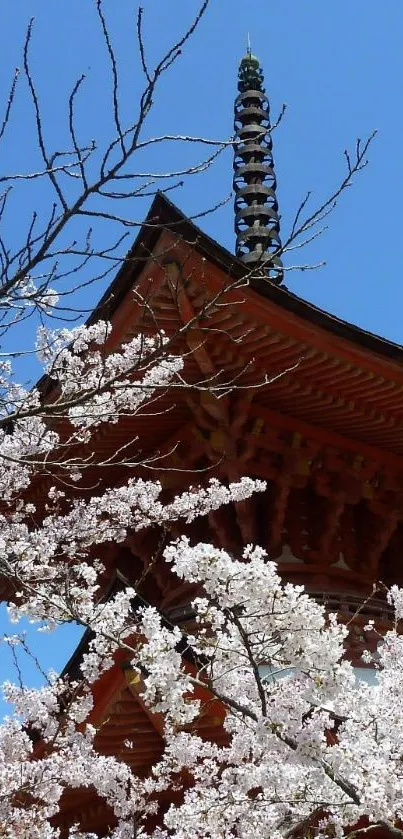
left=0, top=317, right=267, bottom=836
left=0, top=317, right=402, bottom=839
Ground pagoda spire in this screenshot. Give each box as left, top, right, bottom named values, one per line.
left=233, top=46, right=283, bottom=283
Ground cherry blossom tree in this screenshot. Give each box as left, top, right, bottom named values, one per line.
left=0, top=2, right=388, bottom=838
left=0, top=308, right=400, bottom=838
left=2, top=522, right=403, bottom=839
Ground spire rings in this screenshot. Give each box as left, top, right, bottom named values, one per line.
left=233, top=51, right=283, bottom=283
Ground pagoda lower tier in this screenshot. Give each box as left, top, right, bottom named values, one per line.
left=102, top=387, right=403, bottom=625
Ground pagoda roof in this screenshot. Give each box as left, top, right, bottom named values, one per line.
left=90, top=191, right=403, bottom=366
left=24, top=190, right=403, bottom=605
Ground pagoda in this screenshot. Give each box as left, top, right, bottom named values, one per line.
left=21, top=50, right=403, bottom=834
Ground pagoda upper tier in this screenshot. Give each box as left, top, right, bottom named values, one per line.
left=16, top=193, right=403, bottom=614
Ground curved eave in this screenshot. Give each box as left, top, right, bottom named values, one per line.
left=36, top=193, right=403, bottom=400
left=91, top=192, right=403, bottom=364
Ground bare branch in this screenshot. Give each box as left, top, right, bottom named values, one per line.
left=136, top=7, right=151, bottom=84
left=281, top=131, right=377, bottom=259
left=0, top=66, right=19, bottom=142
left=95, top=0, right=125, bottom=153
left=23, top=19, right=68, bottom=211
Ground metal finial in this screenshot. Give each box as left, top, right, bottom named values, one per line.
left=233, top=50, right=283, bottom=283
left=247, top=32, right=251, bottom=56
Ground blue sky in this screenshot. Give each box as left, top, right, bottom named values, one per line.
left=0, top=0, right=402, bottom=715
